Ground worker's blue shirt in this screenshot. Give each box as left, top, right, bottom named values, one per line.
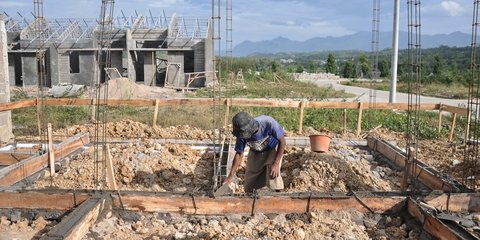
left=234, top=115, right=285, bottom=153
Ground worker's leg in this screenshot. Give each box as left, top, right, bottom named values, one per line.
left=265, top=148, right=284, bottom=191
left=244, top=150, right=269, bottom=193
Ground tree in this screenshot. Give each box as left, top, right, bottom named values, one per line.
left=378, top=59, right=390, bottom=78
left=325, top=53, right=338, bottom=74
left=295, top=65, right=304, bottom=73
left=307, top=60, right=318, bottom=73
left=432, top=55, right=443, bottom=76
left=342, top=60, right=356, bottom=78
left=358, top=54, right=371, bottom=78
left=271, top=61, right=280, bottom=72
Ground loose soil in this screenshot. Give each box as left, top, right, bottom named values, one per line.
left=0, top=216, right=50, bottom=240
left=32, top=140, right=400, bottom=193
left=83, top=210, right=423, bottom=240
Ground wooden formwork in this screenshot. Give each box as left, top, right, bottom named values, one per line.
left=0, top=99, right=475, bottom=239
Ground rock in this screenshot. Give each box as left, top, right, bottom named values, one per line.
left=10, top=211, right=21, bottom=223
left=293, top=228, right=306, bottom=240
left=208, top=220, right=219, bottom=227
left=472, top=214, right=480, bottom=222
left=452, top=159, right=462, bottom=166
left=0, top=216, right=10, bottom=225
left=460, top=219, right=476, bottom=228
left=364, top=155, right=374, bottom=161
left=182, top=178, right=192, bottom=184
left=174, top=232, right=187, bottom=239
left=106, top=211, right=112, bottom=219
left=272, top=214, right=287, bottom=224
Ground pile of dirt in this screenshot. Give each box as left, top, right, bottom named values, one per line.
left=100, top=78, right=184, bottom=99
left=34, top=141, right=214, bottom=192
left=282, top=145, right=400, bottom=192
left=84, top=210, right=422, bottom=240
left=57, top=119, right=216, bottom=139
left=0, top=216, right=50, bottom=240
left=34, top=140, right=400, bottom=194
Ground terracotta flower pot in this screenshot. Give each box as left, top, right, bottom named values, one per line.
left=309, top=134, right=331, bottom=153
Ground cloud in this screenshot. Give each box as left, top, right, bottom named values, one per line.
left=441, top=1, right=465, bottom=16
left=0, top=1, right=27, bottom=7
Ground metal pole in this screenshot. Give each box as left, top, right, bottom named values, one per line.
left=390, top=0, right=400, bottom=103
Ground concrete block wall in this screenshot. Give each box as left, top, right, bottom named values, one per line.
left=21, top=54, right=37, bottom=86
left=0, top=17, right=13, bottom=143
left=7, top=54, right=15, bottom=85
left=143, top=51, right=155, bottom=86
left=70, top=52, right=95, bottom=85
left=167, top=51, right=184, bottom=86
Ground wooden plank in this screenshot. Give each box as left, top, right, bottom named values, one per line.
left=0, top=133, right=89, bottom=187
left=112, top=193, right=405, bottom=214
left=0, top=191, right=89, bottom=210
left=298, top=101, right=305, bottom=133
left=41, top=194, right=107, bottom=240
left=367, top=137, right=456, bottom=192
left=0, top=98, right=465, bottom=116
left=44, top=98, right=92, bottom=106
left=408, top=199, right=464, bottom=240
left=438, top=110, right=443, bottom=134
left=306, top=102, right=359, bottom=109
left=0, top=99, right=36, bottom=111
left=48, top=123, right=55, bottom=176
left=0, top=153, right=32, bottom=165
left=105, top=144, right=118, bottom=190
left=426, top=193, right=480, bottom=213
left=152, top=99, right=160, bottom=127
left=449, top=113, right=457, bottom=142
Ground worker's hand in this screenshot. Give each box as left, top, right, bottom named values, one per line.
left=270, top=161, right=281, bottom=178
left=223, top=176, right=233, bottom=185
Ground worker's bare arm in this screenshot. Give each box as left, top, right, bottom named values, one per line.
left=224, top=151, right=244, bottom=184
left=270, top=135, right=286, bottom=177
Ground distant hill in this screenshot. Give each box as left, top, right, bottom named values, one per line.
left=233, top=31, right=471, bottom=57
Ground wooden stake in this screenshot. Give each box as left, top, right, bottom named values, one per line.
left=465, top=110, right=472, bottom=142
left=105, top=144, right=118, bottom=190
left=47, top=123, right=55, bottom=176
left=356, top=103, right=363, bottom=136
left=91, top=98, right=96, bottom=122
left=449, top=113, right=457, bottom=142
left=223, top=99, right=231, bottom=129
left=437, top=110, right=442, bottom=134
left=298, top=101, right=305, bottom=133
left=343, top=109, right=347, bottom=135
left=152, top=99, right=160, bottom=127
left=36, top=98, right=41, bottom=136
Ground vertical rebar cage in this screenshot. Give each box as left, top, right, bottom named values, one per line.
left=464, top=0, right=480, bottom=190
left=405, top=0, right=422, bottom=194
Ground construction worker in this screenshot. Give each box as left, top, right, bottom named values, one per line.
left=224, top=111, right=286, bottom=193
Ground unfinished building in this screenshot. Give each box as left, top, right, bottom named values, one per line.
left=3, top=12, right=213, bottom=88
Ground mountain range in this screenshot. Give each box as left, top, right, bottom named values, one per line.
left=233, top=31, right=471, bottom=57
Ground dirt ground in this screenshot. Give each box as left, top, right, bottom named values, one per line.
left=0, top=216, right=50, bottom=240
left=83, top=210, right=423, bottom=240
left=32, top=139, right=400, bottom=193
left=56, top=120, right=215, bottom=140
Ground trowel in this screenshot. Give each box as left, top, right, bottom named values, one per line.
left=213, top=177, right=237, bottom=197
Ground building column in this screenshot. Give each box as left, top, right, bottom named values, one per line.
left=0, top=15, right=14, bottom=143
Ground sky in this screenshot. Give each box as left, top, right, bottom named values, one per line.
left=0, top=0, right=473, bottom=45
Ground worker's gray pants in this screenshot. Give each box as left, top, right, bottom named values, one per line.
left=244, top=148, right=284, bottom=193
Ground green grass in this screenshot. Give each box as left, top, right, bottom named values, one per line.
left=342, top=80, right=469, bottom=99
left=191, top=79, right=354, bottom=100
